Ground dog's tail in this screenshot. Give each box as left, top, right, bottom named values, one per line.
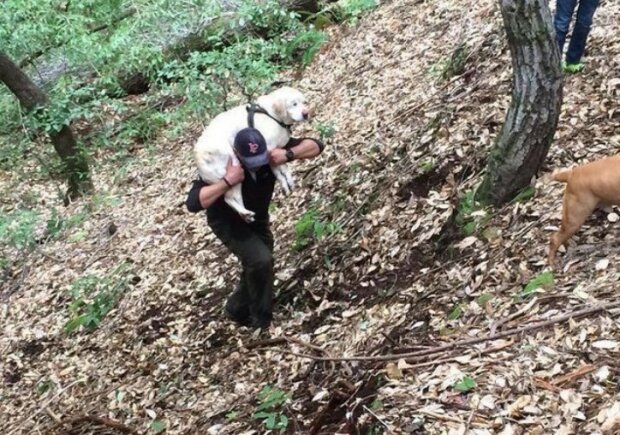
left=543, top=169, right=572, bottom=184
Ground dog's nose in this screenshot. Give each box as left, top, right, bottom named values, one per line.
left=302, top=110, right=310, bottom=120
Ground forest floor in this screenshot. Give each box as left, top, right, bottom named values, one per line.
left=1, top=0, right=620, bottom=434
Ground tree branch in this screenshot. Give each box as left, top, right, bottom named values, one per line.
left=269, top=301, right=620, bottom=362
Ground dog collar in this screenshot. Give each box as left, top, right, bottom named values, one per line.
left=246, top=103, right=292, bottom=132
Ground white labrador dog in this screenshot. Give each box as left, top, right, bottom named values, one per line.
left=193, top=87, right=309, bottom=223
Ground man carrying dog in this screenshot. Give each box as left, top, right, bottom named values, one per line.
left=186, top=128, right=324, bottom=329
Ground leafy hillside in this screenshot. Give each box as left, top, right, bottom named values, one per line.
left=1, top=0, right=620, bottom=434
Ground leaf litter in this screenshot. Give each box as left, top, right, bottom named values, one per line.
left=1, top=0, right=620, bottom=433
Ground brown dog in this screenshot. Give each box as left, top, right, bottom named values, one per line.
left=548, top=154, right=620, bottom=265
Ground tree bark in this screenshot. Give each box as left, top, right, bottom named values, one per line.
left=475, top=0, right=563, bottom=206
left=287, top=0, right=320, bottom=13
left=0, top=51, right=93, bottom=203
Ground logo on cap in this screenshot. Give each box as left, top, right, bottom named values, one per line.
left=248, top=142, right=259, bottom=154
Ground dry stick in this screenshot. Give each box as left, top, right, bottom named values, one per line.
left=286, top=336, right=329, bottom=354
left=405, top=341, right=514, bottom=370
left=245, top=337, right=286, bottom=350
left=552, top=364, right=597, bottom=387
left=362, top=405, right=391, bottom=431
left=6, top=378, right=87, bottom=435
left=274, top=302, right=620, bottom=362
left=489, top=296, right=539, bottom=335
left=245, top=336, right=328, bottom=353
left=417, top=409, right=486, bottom=428
left=55, top=415, right=137, bottom=434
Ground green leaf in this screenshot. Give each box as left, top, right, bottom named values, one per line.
left=150, top=420, right=165, bottom=433
left=265, top=413, right=276, bottom=429
left=477, top=293, right=493, bottom=307
left=522, top=271, right=554, bottom=296
left=454, top=376, right=476, bottom=392
left=511, top=186, right=536, bottom=203
left=278, top=414, right=289, bottom=430
left=370, top=399, right=383, bottom=410
left=448, top=304, right=463, bottom=320
left=226, top=411, right=238, bottom=420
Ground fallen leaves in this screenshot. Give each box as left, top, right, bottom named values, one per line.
left=1, top=0, right=620, bottom=433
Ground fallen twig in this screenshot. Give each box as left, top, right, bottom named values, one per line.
left=552, top=364, right=597, bottom=387
left=6, top=378, right=87, bottom=435
left=417, top=409, right=486, bottom=428
left=54, top=415, right=137, bottom=434
left=362, top=404, right=391, bottom=431
left=245, top=337, right=287, bottom=350
left=490, top=296, right=538, bottom=335
left=271, top=301, right=620, bottom=362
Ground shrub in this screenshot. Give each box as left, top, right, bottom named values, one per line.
left=64, top=263, right=132, bottom=333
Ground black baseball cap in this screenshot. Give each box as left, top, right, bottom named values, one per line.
left=234, top=128, right=269, bottom=170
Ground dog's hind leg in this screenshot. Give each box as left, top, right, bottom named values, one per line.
left=224, top=184, right=255, bottom=223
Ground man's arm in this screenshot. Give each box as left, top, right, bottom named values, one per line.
left=269, top=138, right=324, bottom=166
left=185, top=159, right=245, bottom=212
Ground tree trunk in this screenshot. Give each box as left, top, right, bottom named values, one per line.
left=0, top=51, right=93, bottom=203
left=287, top=0, right=320, bottom=13
left=475, top=0, right=563, bottom=206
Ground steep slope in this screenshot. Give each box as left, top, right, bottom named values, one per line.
left=1, top=0, right=620, bottom=433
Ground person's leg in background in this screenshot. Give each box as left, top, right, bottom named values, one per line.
left=565, top=0, right=600, bottom=71
left=554, top=0, right=579, bottom=55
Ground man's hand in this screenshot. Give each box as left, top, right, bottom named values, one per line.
left=269, top=148, right=288, bottom=166
left=224, top=158, right=245, bottom=186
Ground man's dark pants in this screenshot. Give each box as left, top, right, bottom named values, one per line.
left=554, top=0, right=600, bottom=64
left=208, top=215, right=274, bottom=328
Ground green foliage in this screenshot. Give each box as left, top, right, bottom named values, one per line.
left=336, top=0, right=379, bottom=23
left=455, top=190, right=489, bottom=236
left=150, top=420, right=165, bottom=433
left=1, top=0, right=366, bottom=181
left=521, top=271, right=554, bottom=297
left=254, top=385, right=289, bottom=432
left=314, top=121, right=336, bottom=141
left=0, top=209, right=39, bottom=250
left=429, top=44, right=469, bottom=80
left=477, top=293, right=493, bottom=307
left=64, top=263, right=132, bottom=334
left=454, top=376, right=476, bottom=393
left=46, top=208, right=89, bottom=241
left=293, top=209, right=341, bottom=251
left=36, top=379, right=54, bottom=395
left=419, top=158, right=435, bottom=174
left=448, top=303, right=465, bottom=320
left=285, top=29, right=328, bottom=66
left=511, top=186, right=536, bottom=204
left=226, top=410, right=239, bottom=420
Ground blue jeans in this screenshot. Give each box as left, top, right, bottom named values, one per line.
left=554, top=0, right=599, bottom=64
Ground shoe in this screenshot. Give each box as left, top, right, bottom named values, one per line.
left=248, top=315, right=271, bottom=330
left=224, top=287, right=251, bottom=326
left=224, top=305, right=252, bottom=327
left=563, top=62, right=584, bottom=74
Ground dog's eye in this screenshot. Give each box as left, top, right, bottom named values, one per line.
left=293, top=102, right=298, bottom=106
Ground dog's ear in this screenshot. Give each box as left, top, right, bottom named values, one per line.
left=273, top=98, right=287, bottom=120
